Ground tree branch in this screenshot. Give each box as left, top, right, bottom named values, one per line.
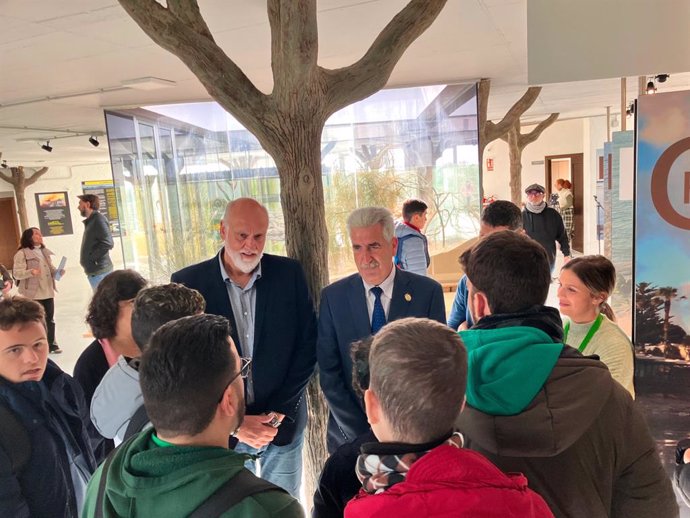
left=268, top=0, right=319, bottom=100
left=117, top=0, right=270, bottom=138
left=24, top=167, right=49, bottom=187
left=0, top=169, right=11, bottom=185
left=323, top=0, right=448, bottom=112
left=519, top=113, right=559, bottom=147
left=166, top=0, right=215, bottom=42
left=488, top=86, right=542, bottom=142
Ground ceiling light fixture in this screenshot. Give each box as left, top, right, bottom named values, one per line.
left=41, top=141, right=53, bottom=152
left=655, top=74, right=670, bottom=83
left=1, top=160, right=7, bottom=168
left=88, top=136, right=100, bottom=147
left=121, top=77, right=177, bottom=90
left=646, top=79, right=657, bottom=95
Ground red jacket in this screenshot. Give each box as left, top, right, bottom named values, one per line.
left=344, top=445, right=553, bottom=518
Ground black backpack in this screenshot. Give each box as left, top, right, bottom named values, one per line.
left=0, top=403, right=31, bottom=476
left=94, top=435, right=286, bottom=518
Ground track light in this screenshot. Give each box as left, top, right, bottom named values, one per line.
left=655, top=74, right=670, bottom=83
left=88, top=136, right=100, bottom=147
left=41, top=141, right=53, bottom=152
left=646, top=79, right=657, bottom=95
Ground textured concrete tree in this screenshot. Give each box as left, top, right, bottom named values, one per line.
left=118, top=0, right=449, bottom=494
left=477, top=79, right=558, bottom=204
left=0, top=153, right=49, bottom=230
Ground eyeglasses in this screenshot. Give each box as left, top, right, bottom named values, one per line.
left=218, top=357, right=252, bottom=403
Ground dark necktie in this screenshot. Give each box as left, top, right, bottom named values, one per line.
left=370, top=286, right=386, bottom=334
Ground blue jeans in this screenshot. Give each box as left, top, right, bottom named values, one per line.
left=87, top=271, right=111, bottom=291
left=234, top=429, right=304, bottom=498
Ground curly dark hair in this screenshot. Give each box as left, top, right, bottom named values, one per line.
left=85, top=270, right=147, bottom=339
left=18, top=227, right=43, bottom=250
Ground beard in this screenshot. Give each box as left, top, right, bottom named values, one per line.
left=227, top=248, right=263, bottom=274
left=79, top=208, right=87, bottom=217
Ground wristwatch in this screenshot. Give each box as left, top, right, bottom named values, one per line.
left=266, top=412, right=282, bottom=428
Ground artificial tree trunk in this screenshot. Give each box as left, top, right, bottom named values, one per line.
left=500, top=114, right=559, bottom=204
left=0, top=157, right=49, bottom=230
left=477, top=78, right=542, bottom=161
left=117, top=0, right=449, bottom=502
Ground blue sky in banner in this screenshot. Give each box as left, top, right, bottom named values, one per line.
left=636, top=91, right=690, bottom=333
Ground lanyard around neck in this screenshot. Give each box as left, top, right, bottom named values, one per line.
left=564, top=313, right=604, bottom=353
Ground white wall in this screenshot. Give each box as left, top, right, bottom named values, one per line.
left=482, top=118, right=585, bottom=200
left=583, top=115, right=608, bottom=255
left=0, top=162, right=124, bottom=272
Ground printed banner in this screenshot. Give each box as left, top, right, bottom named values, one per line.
left=634, top=90, right=690, bottom=480
left=82, top=180, right=121, bottom=237
left=34, top=191, right=73, bottom=236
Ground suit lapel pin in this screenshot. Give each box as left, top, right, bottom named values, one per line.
left=404, top=293, right=412, bottom=302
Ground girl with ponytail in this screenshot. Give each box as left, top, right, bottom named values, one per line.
left=558, top=256, right=635, bottom=396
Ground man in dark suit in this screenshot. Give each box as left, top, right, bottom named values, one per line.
left=171, top=198, right=316, bottom=497
left=317, top=206, right=446, bottom=452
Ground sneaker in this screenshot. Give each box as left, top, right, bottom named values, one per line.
left=49, top=345, right=63, bottom=354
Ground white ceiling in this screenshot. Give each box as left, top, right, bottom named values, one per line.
left=0, top=0, right=687, bottom=169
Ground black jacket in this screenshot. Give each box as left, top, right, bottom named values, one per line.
left=313, top=430, right=376, bottom=518
left=0, top=360, right=97, bottom=518
left=522, top=206, right=570, bottom=265
left=80, top=211, right=114, bottom=275
left=171, top=251, right=317, bottom=446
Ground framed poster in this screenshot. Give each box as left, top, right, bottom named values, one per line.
left=34, top=191, right=73, bottom=236
left=81, top=180, right=121, bottom=237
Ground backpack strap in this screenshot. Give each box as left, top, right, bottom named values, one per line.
left=189, top=470, right=287, bottom=518
left=123, top=403, right=150, bottom=441
left=0, top=403, right=31, bottom=476
left=94, top=434, right=138, bottom=518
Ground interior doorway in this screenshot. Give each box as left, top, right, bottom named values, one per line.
left=545, top=153, right=584, bottom=252
left=0, top=196, right=20, bottom=269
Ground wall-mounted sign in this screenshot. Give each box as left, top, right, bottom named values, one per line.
left=81, top=180, right=121, bottom=237
left=35, top=191, right=73, bottom=236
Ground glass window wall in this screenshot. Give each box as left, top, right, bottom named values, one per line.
left=104, top=83, right=480, bottom=282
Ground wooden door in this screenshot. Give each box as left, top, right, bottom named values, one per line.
left=0, top=197, right=20, bottom=269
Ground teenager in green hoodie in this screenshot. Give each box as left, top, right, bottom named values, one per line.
left=455, top=231, right=677, bottom=518
left=81, top=313, right=303, bottom=518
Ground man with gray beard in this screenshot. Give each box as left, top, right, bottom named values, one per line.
left=317, top=206, right=445, bottom=452
left=171, top=198, right=317, bottom=498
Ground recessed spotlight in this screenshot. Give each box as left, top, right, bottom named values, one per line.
left=41, top=141, right=53, bottom=152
